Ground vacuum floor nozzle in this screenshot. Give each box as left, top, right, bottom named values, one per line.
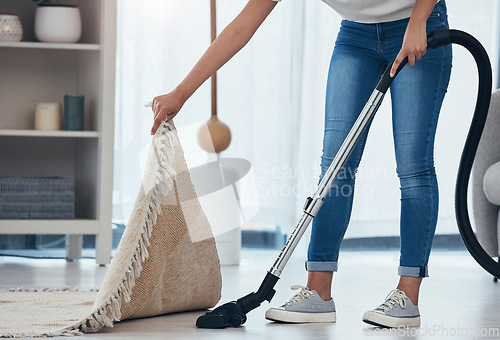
left=196, top=302, right=247, bottom=329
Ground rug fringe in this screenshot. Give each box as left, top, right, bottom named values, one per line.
left=0, top=287, right=98, bottom=293
left=0, top=328, right=84, bottom=338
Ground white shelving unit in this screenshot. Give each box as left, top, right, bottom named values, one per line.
left=0, top=0, right=117, bottom=265
left=0, top=41, right=100, bottom=50
left=0, top=129, right=99, bottom=138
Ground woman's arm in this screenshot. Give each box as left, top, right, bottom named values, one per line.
left=390, top=0, right=438, bottom=77
left=151, top=0, right=277, bottom=134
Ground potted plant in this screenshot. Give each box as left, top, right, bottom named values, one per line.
left=33, top=0, right=81, bottom=43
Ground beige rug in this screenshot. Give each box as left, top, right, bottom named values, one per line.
left=0, top=120, right=222, bottom=337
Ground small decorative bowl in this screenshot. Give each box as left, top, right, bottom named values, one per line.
left=0, top=13, right=23, bottom=42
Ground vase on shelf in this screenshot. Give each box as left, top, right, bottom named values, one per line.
left=63, top=95, right=84, bottom=131
left=34, top=4, right=81, bottom=43
left=0, top=13, right=23, bottom=42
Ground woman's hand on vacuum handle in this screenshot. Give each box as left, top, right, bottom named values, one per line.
left=391, top=0, right=436, bottom=77
left=150, top=0, right=277, bottom=135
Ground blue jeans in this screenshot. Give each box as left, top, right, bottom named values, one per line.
left=306, top=1, right=452, bottom=278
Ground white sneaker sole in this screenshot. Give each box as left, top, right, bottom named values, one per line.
left=265, top=308, right=336, bottom=323
left=362, top=311, right=420, bottom=328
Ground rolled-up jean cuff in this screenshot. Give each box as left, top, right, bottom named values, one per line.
left=398, top=266, right=429, bottom=278
left=305, top=261, right=338, bottom=272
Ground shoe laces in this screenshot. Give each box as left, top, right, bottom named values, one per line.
left=375, top=289, right=407, bottom=313
left=282, top=285, right=314, bottom=307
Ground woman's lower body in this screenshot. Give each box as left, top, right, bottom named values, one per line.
left=266, top=1, right=452, bottom=327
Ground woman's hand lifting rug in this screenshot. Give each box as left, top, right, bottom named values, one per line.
left=0, top=120, right=222, bottom=337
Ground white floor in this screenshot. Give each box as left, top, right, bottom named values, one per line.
left=1, top=249, right=499, bottom=339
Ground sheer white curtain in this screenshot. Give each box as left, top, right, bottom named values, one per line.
left=113, top=0, right=340, bottom=229
left=114, top=0, right=499, bottom=239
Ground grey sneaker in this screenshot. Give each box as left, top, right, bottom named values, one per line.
left=265, top=285, right=336, bottom=323
left=362, top=289, right=420, bottom=328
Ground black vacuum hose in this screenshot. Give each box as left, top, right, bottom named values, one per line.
left=428, top=29, right=500, bottom=278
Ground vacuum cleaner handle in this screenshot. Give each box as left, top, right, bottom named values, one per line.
left=376, top=27, right=454, bottom=94
left=427, top=28, right=453, bottom=49
left=376, top=57, right=408, bottom=93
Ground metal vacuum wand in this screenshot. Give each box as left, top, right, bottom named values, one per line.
left=269, top=89, right=386, bottom=277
